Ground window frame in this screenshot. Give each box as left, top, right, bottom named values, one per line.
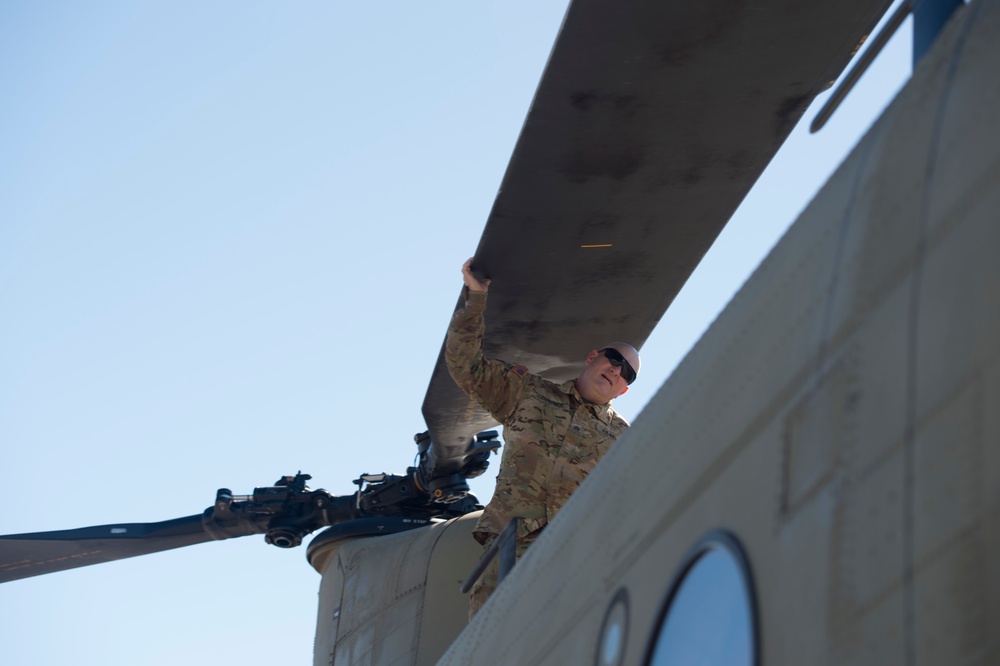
left=641, top=529, right=760, bottom=666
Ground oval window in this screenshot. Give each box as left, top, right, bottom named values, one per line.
left=595, top=588, right=629, bottom=666
left=646, top=532, right=757, bottom=666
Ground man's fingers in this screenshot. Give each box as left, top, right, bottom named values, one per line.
left=461, top=257, right=489, bottom=292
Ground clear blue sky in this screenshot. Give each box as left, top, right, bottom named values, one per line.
left=0, top=2, right=910, bottom=664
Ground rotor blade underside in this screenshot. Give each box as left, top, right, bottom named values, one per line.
left=422, top=0, right=892, bottom=462
left=0, top=515, right=211, bottom=583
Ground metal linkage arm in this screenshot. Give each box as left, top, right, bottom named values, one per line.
left=461, top=517, right=520, bottom=594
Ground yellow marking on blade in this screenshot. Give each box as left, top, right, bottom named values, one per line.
left=580, top=243, right=613, bottom=248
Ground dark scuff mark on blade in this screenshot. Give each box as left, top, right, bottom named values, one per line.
left=578, top=213, right=627, bottom=236
left=682, top=166, right=705, bottom=186
left=563, top=90, right=646, bottom=183
left=570, top=91, right=641, bottom=114
left=726, top=149, right=754, bottom=180
left=561, top=148, right=647, bottom=183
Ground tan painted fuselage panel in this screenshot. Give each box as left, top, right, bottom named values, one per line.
left=310, top=514, right=483, bottom=666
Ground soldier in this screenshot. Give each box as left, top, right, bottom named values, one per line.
left=446, top=257, right=640, bottom=617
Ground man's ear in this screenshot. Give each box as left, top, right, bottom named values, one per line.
left=584, top=349, right=600, bottom=365
left=619, top=386, right=628, bottom=396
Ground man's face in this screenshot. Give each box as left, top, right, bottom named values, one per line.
left=575, top=348, right=631, bottom=404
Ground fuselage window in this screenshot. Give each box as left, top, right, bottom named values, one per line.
left=645, top=532, right=757, bottom=666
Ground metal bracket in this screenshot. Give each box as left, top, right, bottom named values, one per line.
left=460, top=517, right=519, bottom=594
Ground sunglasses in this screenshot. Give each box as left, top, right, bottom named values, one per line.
left=599, top=348, right=637, bottom=385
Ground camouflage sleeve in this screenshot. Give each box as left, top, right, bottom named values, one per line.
left=445, top=289, right=526, bottom=423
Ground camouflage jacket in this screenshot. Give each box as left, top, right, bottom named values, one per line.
left=445, top=289, right=629, bottom=544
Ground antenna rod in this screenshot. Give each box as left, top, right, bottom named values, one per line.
left=810, top=0, right=913, bottom=133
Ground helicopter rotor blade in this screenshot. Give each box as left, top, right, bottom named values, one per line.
left=421, top=0, right=893, bottom=461
left=0, top=514, right=221, bottom=583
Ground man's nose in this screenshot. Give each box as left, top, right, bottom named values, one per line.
left=609, top=364, right=620, bottom=376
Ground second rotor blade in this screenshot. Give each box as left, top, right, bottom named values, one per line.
left=0, top=514, right=211, bottom=583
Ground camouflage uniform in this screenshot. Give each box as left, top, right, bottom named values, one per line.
left=445, top=289, right=629, bottom=616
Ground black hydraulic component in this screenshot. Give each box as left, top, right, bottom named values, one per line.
left=353, top=472, right=421, bottom=511
left=414, top=430, right=432, bottom=456
left=428, top=474, right=471, bottom=503
left=463, top=430, right=501, bottom=479
left=201, top=472, right=354, bottom=545
left=411, top=429, right=501, bottom=504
